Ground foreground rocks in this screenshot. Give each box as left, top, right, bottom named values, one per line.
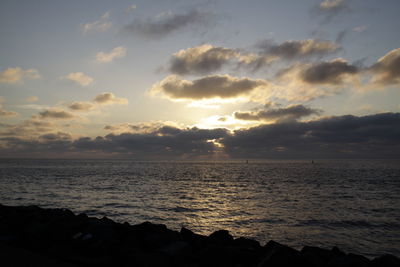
left=0, top=204, right=398, bottom=267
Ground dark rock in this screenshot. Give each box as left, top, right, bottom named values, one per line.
left=233, top=237, right=261, bottom=250
left=0, top=204, right=398, bottom=267
left=371, top=254, right=400, bottom=267
left=327, top=253, right=370, bottom=267
left=0, top=243, right=76, bottom=267
left=257, top=240, right=310, bottom=267
left=208, top=230, right=234, bottom=245
left=301, top=246, right=345, bottom=267
left=180, top=227, right=205, bottom=243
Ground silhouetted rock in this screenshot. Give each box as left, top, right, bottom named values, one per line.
left=301, top=246, right=346, bottom=267
left=371, top=254, right=400, bottom=267
left=208, top=229, right=234, bottom=245
left=327, top=253, right=370, bottom=267
left=0, top=204, right=399, bottom=267
left=258, top=240, right=310, bottom=267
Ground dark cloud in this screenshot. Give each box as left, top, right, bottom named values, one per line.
left=169, top=44, right=238, bottom=75
left=163, top=39, right=340, bottom=75
left=1, top=113, right=399, bottom=159
left=69, top=102, right=95, bottom=111
left=150, top=74, right=269, bottom=100
left=222, top=112, right=400, bottom=159
left=39, top=132, right=72, bottom=141
left=123, top=9, right=215, bottom=39
left=93, top=93, right=128, bottom=105
left=0, top=126, right=229, bottom=159
left=300, top=59, right=359, bottom=85
left=38, top=109, right=75, bottom=119
left=369, top=48, right=400, bottom=85
left=257, top=39, right=340, bottom=60
left=234, top=105, right=321, bottom=122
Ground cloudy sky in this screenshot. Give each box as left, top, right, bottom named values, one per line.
left=1, top=0, right=399, bottom=159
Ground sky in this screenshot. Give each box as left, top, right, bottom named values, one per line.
left=0, top=0, right=399, bottom=159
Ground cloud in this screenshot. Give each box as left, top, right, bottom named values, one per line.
left=299, top=58, right=359, bottom=85
left=239, top=39, right=340, bottom=71
left=168, top=44, right=238, bottom=75
left=38, top=108, right=76, bottom=120
left=126, top=4, right=137, bottom=13
left=123, top=9, right=215, bottom=39
left=0, top=107, right=18, bottom=117
left=164, top=39, right=340, bottom=75
left=150, top=74, right=270, bottom=100
left=68, top=101, right=95, bottom=111
left=82, top=12, right=112, bottom=33
left=369, top=48, right=400, bottom=86
left=96, top=46, right=127, bottom=63
left=273, top=58, right=360, bottom=101
left=278, top=58, right=359, bottom=86
left=0, top=67, right=40, bottom=84
left=0, top=118, right=56, bottom=139
left=257, top=39, right=340, bottom=60
left=104, top=121, right=182, bottom=134
left=222, top=112, right=400, bottom=159
left=234, top=104, right=321, bottom=122
left=1, top=113, right=399, bottom=159
left=315, top=0, right=351, bottom=22
left=353, top=25, right=368, bottom=33
left=63, top=72, right=94, bottom=87
left=0, top=125, right=229, bottom=159
left=93, top=92, right=128, bottom=105
left=26, top=96, right=39, bottom=103
left=319, top=0, right=348, bottom=11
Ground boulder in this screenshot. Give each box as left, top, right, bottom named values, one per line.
left=371, top=254, right=400, bottom=267
left=257, top=240, right=310, bottom=267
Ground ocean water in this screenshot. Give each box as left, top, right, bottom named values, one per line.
left=0, top=159, right=399, bottom=258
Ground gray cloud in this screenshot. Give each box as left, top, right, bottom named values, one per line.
left=93, top=92, right=128, bottom=105
left=1, top=113, right=399, bottom=159
left=369, top=48, right=400, bottom=86
left=169, top=44, right=238, bottom=75
left=257, top=39, right=340, bottom=60
left=234, top=104, right=321, bottom=122
left=69, top=101, right=95, bottom=111
left=300, top=59, right=359, bottom=84
left=0, top=126, right=229, bottom=159
left=163, top=39, right=340, bottom=75
left=123, top=9, right=214, bottom=39
left=222, top=112, right=400, bottom=159
left=150, top=74, right=269, bottom=100
left=38, top=109, right=76, bottom=120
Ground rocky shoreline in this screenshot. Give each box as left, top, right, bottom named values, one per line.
left=0, top=204, right=399, bottom=267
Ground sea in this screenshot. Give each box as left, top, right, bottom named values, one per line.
left=0, top=159, right=399, bottom=258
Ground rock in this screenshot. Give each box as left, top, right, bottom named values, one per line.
left=180, top=227, right=206, bottom=246
left=371, top=254, right=400, bottom=267
left=301, top=246, right=345, bottom=266
left=233, top=237, right=261, bottom=250
left=0, top=204, right=398, bottom=267
left=327, top=253, right=370, bottom=267
left=257, top=240, right=310, bottom=267
left=159, top=240, right=190, bottom=256
left=208, top=230, right=234, bottom=245
left=0, top=243, right=76, bottom=267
